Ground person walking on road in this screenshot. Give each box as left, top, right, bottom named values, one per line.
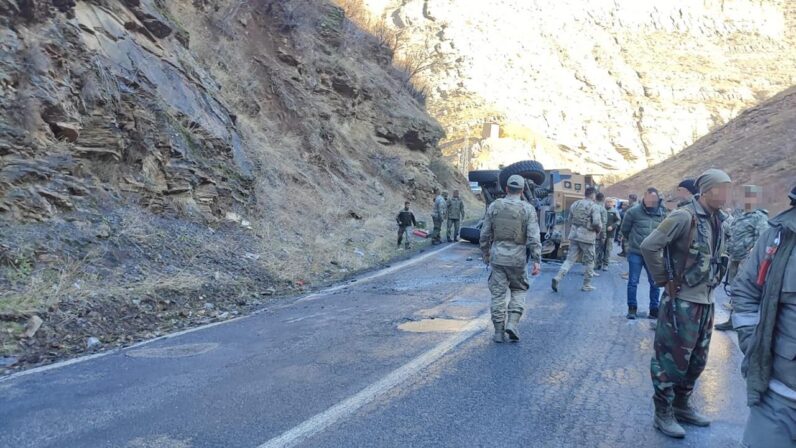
left=716, top=186, right=770, bottom=331
left=396, top=201, right=417, bottom=250
left=594, top=192, right=609, bottom=274
left=431, top=190, right=448, bottom=245
left=621, top=187, right=666, bottom=319
left=480, top=175, right=541, bottom=343
left=551, top=187, right=603, bottom=293
left=640, top=169, right=732, bottom=439
left=598, top=198, right=621, bottom=271
left=446, top=190, right=465, bottom=242
left=731, top=186, right=796, bottom=448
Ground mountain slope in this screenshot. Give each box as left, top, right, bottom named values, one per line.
left=359, top=0, right=796, bottom=176
left=606, top=86, right=796, bottom=212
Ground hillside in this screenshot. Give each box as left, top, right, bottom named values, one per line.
left=606, top=86, right=796, bottom=212
left=0, top=0, right=476, bottom=368
left=356, top=0, right=796, bottom=176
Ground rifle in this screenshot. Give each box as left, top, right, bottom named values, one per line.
left=663, top=245, right=679, bottom=332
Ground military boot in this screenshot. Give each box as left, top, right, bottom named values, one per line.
left=673, top=396, right=711, bottom=427
left=654, top=404, right=686, bottom=438
left=493, top=322, right=505, bottom=343
left=551, top=277, right=559, bottom=292
left=626, top=306, right=637, bottom=319
left=715, top=318, right=734, bottom=331
left=505, top=313, right=521, bottom=342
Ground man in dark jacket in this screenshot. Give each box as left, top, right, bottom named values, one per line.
left=732, top=186, right=796, bottom=447
left=396, top=201, right=417, bottom=249
left=621, top=188, right=666, bottom=319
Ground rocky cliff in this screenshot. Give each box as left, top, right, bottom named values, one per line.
left=360, top=0, right=796, bottom=176
left=0, top=0, right=473, bottom=368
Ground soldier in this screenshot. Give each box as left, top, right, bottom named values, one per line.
left=396, top=201, right=417, bottom=249
left=598, top=198, right=621, bottom=271
left=716, top=186, right=770, bottom=331
left=480, top=175, right=541, bottom=343
left=431, top=190, right=448, bottom=245
left=551, top=186, right=602, bottom=293
left=621, top=187, right=666, bottom=319
left=594, top=192, right=609, bottom=275
left=676, top=179, right=698, bottom=208
left=731, top=186, right=796, bottom=448
left=446, top=190, right=465, bottom=242
left=640, top=169, right=732, bottom=438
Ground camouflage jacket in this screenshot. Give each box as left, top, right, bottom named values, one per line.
left=727, top=209, right=770, bottom=261
left=447, top=197, right=465, bottom=220
left=640, top=198, right=728, bottom=304
left=596, top=201, right=608, bottom=240
left=567, top=199, right=602, bottom=244
left=432, top=195, right=447, bottom=219
left=479, top=196, right=541, bottom=267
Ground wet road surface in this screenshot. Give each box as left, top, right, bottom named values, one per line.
left=0, top=243, right=747, bottom=447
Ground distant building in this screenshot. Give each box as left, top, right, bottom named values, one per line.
left=481, top=122, right=500, bottom=139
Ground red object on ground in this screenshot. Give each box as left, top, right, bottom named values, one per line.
left=413, top=229, right=429, bottom=238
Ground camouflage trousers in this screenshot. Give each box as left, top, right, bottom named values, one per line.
left=595, top=237, right=612, bottom=269
left=446, top=218, right=461, bottom=240
left=488, top=264, right=529, bottom=324
left=431, top=216, right=443, bottom=242
left=650, top=293, right=714, bottom=408
left=554, top=240, right=595, bottom=286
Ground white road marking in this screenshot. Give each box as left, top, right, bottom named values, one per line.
left=0, top=243, right=459, bottom=383
left=256, top=313, right=490, bottom=448
left=258, top=276, right=537, bottom=448
left=296, top=243, right=457, bottom=302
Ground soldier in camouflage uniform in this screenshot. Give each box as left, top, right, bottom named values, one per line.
left=716, top=186, right=770, bottom=331
left=431, top=190, right=448, bottom=245
left=640, top=169, right=732, bottom=438
left=446, top=190, right=465, bottom=242
left=599, top=198, right=621, bottom=271
left=551, top=187, right=603, bottom=292
left=480, top=175, right=541, bottom=343
left=594, top=192, right=609, bottom=274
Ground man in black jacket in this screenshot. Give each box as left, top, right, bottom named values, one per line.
left=396, top=201, right=417, bottom=249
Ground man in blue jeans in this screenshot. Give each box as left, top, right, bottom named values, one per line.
left=620, top=188, right=666, bottom=319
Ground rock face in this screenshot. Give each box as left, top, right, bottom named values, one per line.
left=0, top=0, right=469, bottom=368
left=607, top=86, right=796, bottom=213
left=366, top=0, right=796, bottom=175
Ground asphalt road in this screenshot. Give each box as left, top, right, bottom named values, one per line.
left=0, top=243, right=748, bottom=448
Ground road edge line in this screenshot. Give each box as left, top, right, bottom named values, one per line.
left=0, top=243, right=459, bottom=383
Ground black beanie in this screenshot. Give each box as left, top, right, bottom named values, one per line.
left=678, top=179, right=698, bottom=195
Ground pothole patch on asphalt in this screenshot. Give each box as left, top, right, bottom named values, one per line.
left=126, top=343, right=219, bottom=359
left=398, top=319, right=471, bottom=333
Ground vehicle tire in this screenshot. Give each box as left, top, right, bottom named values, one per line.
left=459, top=226, right=481, bottom=244
left=468, top=170, right=500, bottom=186
left=498, top=160, right=546, bottom=189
